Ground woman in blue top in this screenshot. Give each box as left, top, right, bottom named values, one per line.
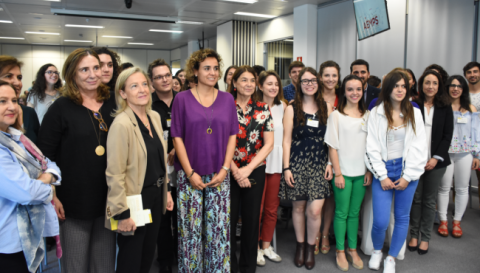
left=0, top=81, right=61, bottom=273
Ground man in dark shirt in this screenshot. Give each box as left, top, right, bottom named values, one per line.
left=283, top=61, right=305, bottom=102
left=350, top=59, right=381, bottom=108
left=148, top=58, right=177, bottom=273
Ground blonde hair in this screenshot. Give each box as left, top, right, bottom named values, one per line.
left=113, top=67, right=152, bottom=116
left=185, top=48, right=223, bottom=84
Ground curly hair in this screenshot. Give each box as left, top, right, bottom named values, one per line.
left=294, top=67, right=328, bottom=126
left=62, top=48, right=110, bottom=105
left=92, top=47, right=121, bottom=91
left=416, top=70, right=451, bottom=107
left=185, top=49, right=223, bottom=84
left=30, top=63, right=62, bottom=102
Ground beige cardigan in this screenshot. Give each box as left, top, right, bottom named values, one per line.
left=104, top=106, right=168, bottom=231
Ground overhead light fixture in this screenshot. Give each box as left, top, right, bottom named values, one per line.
left=149, top=29, right=183, bottom=33
left=25, top=31, right=60, bottom=35
left=284, top=39, right=294, bottom=42
left=64, top=40, right=92, bottom=43
left=0, top=37, right=25, bottom=40
left=44, top=0, right=61, bottom=2
left=234, top=12, right=277, bottom=18
left=102, top=35, right=132, bottom=39
left=33, top=43, right=60, bottom=45
left=222, top=0, right=257, bottom=3
left=128, top=42, right=153, bottom=45
left=176, top=21, right=203, bottom=25
left=65, top=24, right=104, bottom=28
left=51, top=8, right=176, bottom=24
left=0, top=20, right=13, bottom=23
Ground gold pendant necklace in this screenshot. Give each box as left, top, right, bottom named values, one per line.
left=87, top=109, right=105, bottom=156
left=196, top=88, right=215, bottom=134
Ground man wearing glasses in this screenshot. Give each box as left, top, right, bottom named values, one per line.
left=148, top=58, right=177, bottom=273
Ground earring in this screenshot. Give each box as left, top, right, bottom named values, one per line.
left=233, top=87, right=237, bottom=92
left=335, top=84, right=339, bottom=89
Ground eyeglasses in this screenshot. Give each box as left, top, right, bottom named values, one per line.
left=45, top=70, right=59, bottom=76
left=92, top=111, right=108, bottom=132
left=449, top=84, right=462, bottom=89
left=153, top=74, right=171, bottom=81
left=301, top=79, right=318, bottom=86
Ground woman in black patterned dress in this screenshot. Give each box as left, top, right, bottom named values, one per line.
left=279, top=67, right=333, bottom=270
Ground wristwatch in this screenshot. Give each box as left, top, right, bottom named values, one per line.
left=222, top=166, right=230, bottom=173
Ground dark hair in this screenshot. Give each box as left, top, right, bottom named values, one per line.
left=147, top=58, right=171, bottom=80
left=416, top=70, right=450, bottom=107
left=227, top=65, right=258, bottom=101
left=92, top=47, right=121, bottom=91
left=175, top=69, right=184, bottom=78
left=463, top=61, right=480, bottom=77
left=294, top=67, right=328, bottom=126
left=446, top=75, right=471, bottom=112
left=30, top=63, right=62, bottom=102
left=223, top=65, right=238, bottom=84
left=424, top=64, right=448, bottom=85
left=253, top=65, right=265, bottom=76
left=405, top=68, right=417, bottom=95
left=337, top=75, right=366, bottom=116
left=119, top=62, right=134, bottom=72
left=0, top=55, right=23, bottom=75
left=288, top=61, right=305, bottom=74
left=378, top=71, right=416, bottom=134
left=258, top=70, right=285, bottom=105
left=181, top=79, right=194, bottom=91
left=367, top=75, right=381, bottom=88
left=171, top=76, right=181, bottom=90
left=318, top=60, right=341, bottom=98
left=350, top=59, right=370, bottom=73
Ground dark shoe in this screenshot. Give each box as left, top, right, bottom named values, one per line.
left=407, top=245, right=418, bottom=252
left=294, top=242, right=305, bottom=267
left=417, top=248, right=428, bottom=255
left=304, top=243, right=316, bottom=270
left=159, top=265, right=172, bottom=273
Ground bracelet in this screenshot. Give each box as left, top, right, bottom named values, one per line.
left=222, top=166, right=230, bottom=173
left=283, top=167, right=291, bottom=172
left=327, top=162, right=332, bottom=166
left=335, top=173, right=343, bottom=177
left=187, top=169, right=195, bottom=179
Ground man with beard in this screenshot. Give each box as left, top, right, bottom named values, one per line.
left=463, top=61, right=480, bottom=110
left=350, top=59, right=380, bottom=108
left=283, top=61, right=305, bottom=102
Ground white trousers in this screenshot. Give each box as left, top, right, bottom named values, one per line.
left=360, top=186, right=406, bottom=260
left=438, top=152, right=472, bottom=221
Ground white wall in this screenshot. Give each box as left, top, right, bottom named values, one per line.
left=0, top=44, right=170, bottom=93
left=256, top=14, right=294, bottom=65
left=217, top=21, right=234, bottom=73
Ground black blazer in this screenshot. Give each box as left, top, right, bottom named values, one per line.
left=21, top=104, right=40, bottom=144
left=365, top=84, right=381, bottom=109
left=416, top=100, right=454, bottom=169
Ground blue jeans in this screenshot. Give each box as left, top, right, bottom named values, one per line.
left=371, top=157, right=418, bottom=258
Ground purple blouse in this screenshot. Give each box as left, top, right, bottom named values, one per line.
left=171, top=90, right=239, bottom=176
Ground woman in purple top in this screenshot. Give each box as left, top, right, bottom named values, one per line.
left=171, top=49, right=238, bottom=273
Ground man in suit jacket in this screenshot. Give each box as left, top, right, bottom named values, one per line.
left=350, top=59, right=380, bottom=108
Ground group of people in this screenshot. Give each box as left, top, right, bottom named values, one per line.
left=0, top=45, right=479, bottom=273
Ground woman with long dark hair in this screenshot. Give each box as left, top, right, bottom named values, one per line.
left=224, top=65, right=238, bottom=92
left=92, top=47, right=121, bottom=92
left=365, top=71, right=427, bottom=272
left=27, top=63, right=62, bottom=124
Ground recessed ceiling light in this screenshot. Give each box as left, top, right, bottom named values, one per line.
left=128, top=42, right=154, bottom=45
left=102, top=35, right=133, bottom=39
left=0, top=37, right=25, bottom=40
left=64, top=40, right=92, bottom=43
left=65, top=24, right=104, bottom=29
left=25, top=31, right=60, bottom=35
left=149, top=29, right=183, bottom=33
left=0, top=20, right=13, bottom=23
left=176, top=21, right=203, bottom=25
left=222, top=0, right=257, bottom=3
left=234, top=12, right=277, bottom=18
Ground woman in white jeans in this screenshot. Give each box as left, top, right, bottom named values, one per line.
left=437, top=75, right=480, bottom=238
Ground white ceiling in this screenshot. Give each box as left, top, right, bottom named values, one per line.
left=0, top=0, right=329, bottom=50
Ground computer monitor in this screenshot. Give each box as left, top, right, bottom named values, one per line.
left=353, top=0, right=391, bottom=41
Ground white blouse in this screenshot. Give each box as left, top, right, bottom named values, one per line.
left=424, top=106, right=434, bottom=159
left=325, top=110, right=369, bottom=176
left=265, top=103, right=284, bottom=174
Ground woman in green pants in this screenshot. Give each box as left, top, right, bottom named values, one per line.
left=325, top=75, right=373, bottom=271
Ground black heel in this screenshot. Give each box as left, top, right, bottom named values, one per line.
left=417, top=248, right=428, bottom=255
left=407, top=245, right=418, bottom=252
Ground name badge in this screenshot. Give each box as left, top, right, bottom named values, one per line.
left=167, top=119, right=171, bottom=128
left=457, top=117, right=467, bottom=124
left=387, top=134, right=395, bottom=142
left=361, top=121, right=367, bottom=132
left=163, top=131, right=169, bottom=141
left=307, top=119, right=319, bottom=128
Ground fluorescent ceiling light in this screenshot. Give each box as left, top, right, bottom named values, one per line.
left=65, top=24, right=104, bottom=28
left=0, top=37, right=25, bottom=40
left=128, top=42, right=154, bottom=45
left=64, top=40, right=92, bottom=43
left=176, top=21, right=203, bottom=25
left=25, top=31, right=60, bottom=35
left=102, top=35, right=132, bottom=39
left=234, top=12, right=277, bottom=18
left=44, top=0, right=61, bottom=2
left=284, top=39, right=294, bottom=42
left=222, top=0, right=257, bottom=3
left=149, top=29, right=183, bottom=33
left=33, top=43, right=60, bottom=45
left=0, top=20, right=13, bottom=23
left=51, top=8, right=176, bottom=24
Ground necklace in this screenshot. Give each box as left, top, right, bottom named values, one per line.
left=195, top=88, right=215, bottom=134
left=87, top=109, right=105, bottom=156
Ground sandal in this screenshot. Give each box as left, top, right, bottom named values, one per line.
left=336, top=250, right=349, bottom=272
left=320, top=235, right=330, bottom=254
left=346, top=248, right=364, bottom=270
left=452, top=221, right=463, bottom=238
left=437, top=220, right=448, bottom=237
left=314, top=232, right=320, bottom=255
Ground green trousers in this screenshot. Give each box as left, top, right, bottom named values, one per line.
left=332, top=175, right=367, bottom=250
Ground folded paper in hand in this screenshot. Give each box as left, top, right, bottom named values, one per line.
left=110, top=195, right=152, bottom=231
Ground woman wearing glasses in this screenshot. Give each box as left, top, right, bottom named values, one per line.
left=27, top=64, right=62, bottom=124
left=437, top=75, right=480, bottom=238
left=37, top=48, right=117, bottom=273
left=228, top=66, right=274, bottom=273
left=279, top=67, right=333, bottom=270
